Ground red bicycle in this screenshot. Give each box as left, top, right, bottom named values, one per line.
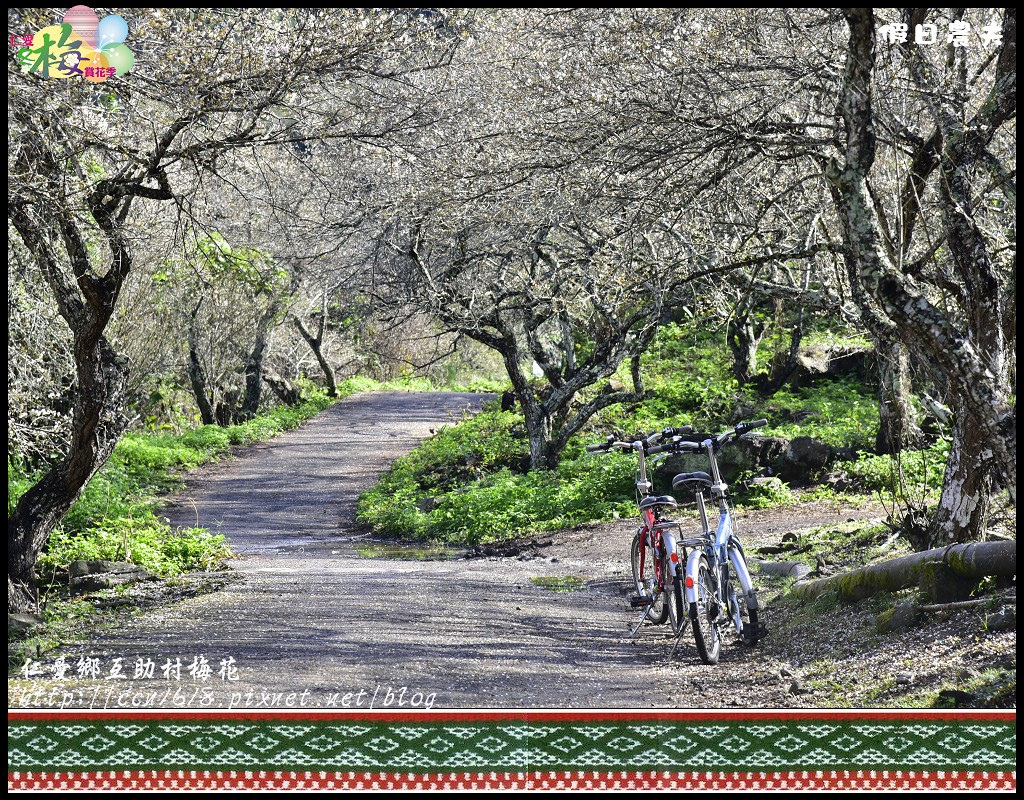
left=587, top=427, right=691, bottom=638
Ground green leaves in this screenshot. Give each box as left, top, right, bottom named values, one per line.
left=196, top=234, right=286, bottom=296
left=739, top=476, right=796, bottom=509
left=834, top=440, right=951, bottom=496
left=16, top=388, right=340, bottom=582
left=760, top=379, right=877, bottom=450
left=357, top=410, right=635, bottom=544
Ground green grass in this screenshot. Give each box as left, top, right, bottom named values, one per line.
left=530, top=576, right=586, bottom=592
left=358, top=323, right=893, bottom=543
left=756, top=378, right=877, bottom=450
left=831, top=439, right=950, bottom=498
left=358, top=323, right=897, bottom=544
left=595, top=325, right=879, bottom=451
left=357, top=411, right=636, bottom=544
left=339, top=373, right=505, bottom=395
left=735, top=477, right=797, bottom=509
left=597, top=325, right=737, bottom=433
left=10, top=388, right=341, bottom=584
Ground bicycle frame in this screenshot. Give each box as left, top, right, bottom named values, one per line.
left=585, top=428, right=691, bottom=634
left=629, top=441, right=690, bottom=636
left=632, top=445, right=674, bottom=612
left=682, top=439, right=759, bottom=628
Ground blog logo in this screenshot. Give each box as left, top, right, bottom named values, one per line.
left=12, top=6, right=134, bottom=82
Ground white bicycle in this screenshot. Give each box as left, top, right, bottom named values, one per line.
left=667, top=420, right=767, bottom=664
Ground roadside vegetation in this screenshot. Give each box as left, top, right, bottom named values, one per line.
left=8, top=375, right=497, bottom=598
left=9, top=387, right=337, bottom=586
left=357, top=324, right=954, bottom=546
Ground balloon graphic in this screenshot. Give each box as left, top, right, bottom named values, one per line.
left=83, top=50, right=111, bottom=83
left=100, top=42, right=134, bottom=76
left=96, top=14, right=129, bottom=50
left=63, top=5, right=99, bottom=48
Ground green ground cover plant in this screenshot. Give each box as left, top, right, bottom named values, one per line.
left=359, top=324, right=891, bottom=544
left=11, top=388, right=343, bottom=584
left=831, top=439, right=950, bottom=497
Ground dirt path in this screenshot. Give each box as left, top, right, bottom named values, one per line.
left=12, top=392, right=1012, bottom=710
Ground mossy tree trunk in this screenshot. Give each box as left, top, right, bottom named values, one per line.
left=874, top=336, right=920, bottom=455
left=791, top=539, right=1015, bottom=604
left=830, top=9, right=1016, bottom=549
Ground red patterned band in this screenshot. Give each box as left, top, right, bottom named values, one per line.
left=7, top=770, right=1018, bottom=791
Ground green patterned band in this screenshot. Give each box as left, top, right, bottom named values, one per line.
left=8, top=717, right=1016, bottom=773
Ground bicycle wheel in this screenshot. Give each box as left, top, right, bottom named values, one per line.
left=689, top=553, right=721, bottom=664
left=726, top=545, right=760, bottom=646
left=661, top=540, right=686, bottom=636
left=631, top=531, right=668, bottom=625
left=667, top=559, right=687, bottom=636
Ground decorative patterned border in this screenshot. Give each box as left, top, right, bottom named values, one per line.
left=8, top=711, right=1017, bottom=791
left=6, top=769, right=1018, bottom=791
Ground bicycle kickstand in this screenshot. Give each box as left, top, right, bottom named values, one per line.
left=669, top=617, right=690, bottom=658
left=626, top=607, right=652, bottom=638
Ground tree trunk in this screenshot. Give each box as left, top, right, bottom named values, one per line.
left=9, top=178, right=143, bottom=613
left=927, top=408, right=995, bottom=547
left=756, top=309, right=805, bottom=396
left=293, top=313, right=338, bottom=397
left=523, top=405, right=557, bottom=470
left=8, top=335, right=129, bottom=612
left=239, top=308, right=278, bottom=420
left=240, top=343, right=266, bottom=420
left=830, top=10, right=1015, bottom=554
left=215, top=389, right=240, bottom=427
left=727, top=314, right=762, bottom=387
left=791, top=539, right=1015, bottom=604
left=749, top=558, right=812, bottom=580
left=187, top=305, right=216, bottom=426
left=874, top=336, right=919, bottom=455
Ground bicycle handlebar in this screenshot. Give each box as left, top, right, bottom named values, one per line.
left=648, top=439, right=699, bottom=455
left=585, top=437, right=637, bottom=454
left=585, top=427, right=679, bottom=455
left=586, top=420, right=767, bottom=455
left=734, top=418, right=768, bottom=436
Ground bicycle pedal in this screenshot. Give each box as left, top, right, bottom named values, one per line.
left=629, top=594, right=654, bottom=608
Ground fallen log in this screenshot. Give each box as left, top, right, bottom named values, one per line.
left=749, top=558, right=812, bottom=580
left=791, top=540, right=1016, bottom=604
left=918, top=595, right=1016, bottom=612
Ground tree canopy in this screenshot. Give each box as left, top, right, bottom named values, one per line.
left=8, top=8, right=1016, bottom=611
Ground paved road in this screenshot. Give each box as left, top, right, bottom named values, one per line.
left=22, top=392, right=874, bottom=710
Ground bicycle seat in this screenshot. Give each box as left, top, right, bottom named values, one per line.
left=672, top=471, right=713, bottom=490
left=638, top=494, right=678, bottom=511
